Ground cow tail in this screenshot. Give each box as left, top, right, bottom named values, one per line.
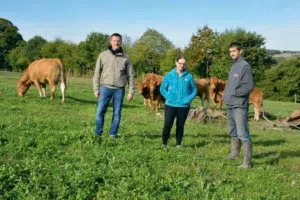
left=58, top=60, right=67, bottom=89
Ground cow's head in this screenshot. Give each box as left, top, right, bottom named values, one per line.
left=148, top=79, right=158, bottom=92
left=135, top=83, right=144, bottom=94
left=16, top=80, right=31, bottom=96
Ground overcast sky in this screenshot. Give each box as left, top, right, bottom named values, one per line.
left=2, top=0, right=300, bottom=50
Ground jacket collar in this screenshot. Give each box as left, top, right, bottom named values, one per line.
left=233, top=56, right=244, bottom=63
left=108, top=46, right=124, bottom=56
left=171, top=68, right=188, bottom=77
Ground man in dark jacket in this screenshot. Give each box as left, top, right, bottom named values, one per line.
left=222, top=42, right=254, bottom=168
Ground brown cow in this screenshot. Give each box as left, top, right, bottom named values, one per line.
left=136, top=82, right=151, bottom=108
left=143, top=73, right=164, bottom=111
left=194, top=78, right=210, bottom=109
left=16, top=58, right=67, bottom=102
left=209, top=77, right=226, bottom=111
left=249, top=88, right=264, bottom=121
left=209, top=77, right=264, bottom=120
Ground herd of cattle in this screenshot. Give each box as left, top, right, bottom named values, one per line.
left=136, top=73, right=264, bottom=121
left=16, top=58, right=264, bottom=120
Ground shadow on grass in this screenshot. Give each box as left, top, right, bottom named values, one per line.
left=67, top=96, right=139, bottom=108
left=184, top=141, right=210, bottom=148
left=254, top=139, right=286, bottom=146
left=254, top=150, right=300, bottom=166
left=68, top=96, right=97, bottom=104
left=254, top=150, right=300, bottom=159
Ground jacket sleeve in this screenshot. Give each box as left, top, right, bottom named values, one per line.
left=126, top=58, right=135, bottom=94
left=93, top=54, right=102, bottom=92
left=187, top=77, right=197, bottom=103
left=160, top=74, right=170, bottom=99
left=236, top=64, right=254, bottom=97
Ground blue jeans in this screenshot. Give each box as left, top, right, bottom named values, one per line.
left=227, top=108, right=251, bottom=142
left=95, top=86, right=125, bottom=136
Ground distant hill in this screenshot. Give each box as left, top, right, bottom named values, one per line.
left=267, top=49, right=300, bottom=62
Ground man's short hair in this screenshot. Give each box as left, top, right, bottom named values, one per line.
left=229, top=42, right=243, bottom=51
left=110, top=33, right=122, bottom=41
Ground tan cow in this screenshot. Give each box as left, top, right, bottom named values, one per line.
left=16, top=58, right=67, bottom=102
left=209, top=76, right=264, bottom=120
left=249, top=88, right=264, bottom=121
left=143, top=73, right=164, bottom=111
left=209, top=77, right=227, bottom=111
left=194, top=78, right=210, bottom=110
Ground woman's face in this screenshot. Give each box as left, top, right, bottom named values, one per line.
left=175, top=58, right=186, bottom=73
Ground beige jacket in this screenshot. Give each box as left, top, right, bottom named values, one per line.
left=93, top=49, right=135, bottom=94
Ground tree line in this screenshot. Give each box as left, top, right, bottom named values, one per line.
left=0, top=18, right=299, bottom=102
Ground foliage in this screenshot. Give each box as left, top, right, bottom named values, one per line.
left=259, top=57, right=300, bottom=101
left=8, top=36, right=47, bottom=72
left=8, top=41, right=28, bottom=72
left=160, top=47, right=182, bottom=75
left=75, top=32, right=110, bottom=76
left=0, top=71, right=300, bottom=199
left=23, top=36, right=47, bottom=62
left=267, top=49, right=281, bottom=55
left=131, top=28, right=174, bottom=74
left=41, top=39, right=79, bottom=75
left=184, top=25, right=218, bottom=77
left=0, top=18, right=24, bottom=70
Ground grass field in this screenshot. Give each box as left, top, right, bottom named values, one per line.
left=1, top=71, right=300, bottom=199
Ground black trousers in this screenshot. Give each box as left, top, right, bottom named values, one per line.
left=162, top=105, right=190, bottom=145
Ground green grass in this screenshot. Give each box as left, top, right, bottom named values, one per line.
left=1, top=71, right=300, bottom=199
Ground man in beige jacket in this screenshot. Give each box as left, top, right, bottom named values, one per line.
left=93, top=33, right=134, bottom=139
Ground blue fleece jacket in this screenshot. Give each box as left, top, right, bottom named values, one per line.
left=160, top=68, right=197, bottom=107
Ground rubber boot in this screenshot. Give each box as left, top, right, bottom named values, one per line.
left=225, top=137, right=241, bottom=160
left=238, top=141, right=252, bottom=168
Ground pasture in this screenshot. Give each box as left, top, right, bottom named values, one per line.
left=0, top=71, right=299, bottom=199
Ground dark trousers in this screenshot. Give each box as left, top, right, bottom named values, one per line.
left=162, top=105, right=190, bottom=145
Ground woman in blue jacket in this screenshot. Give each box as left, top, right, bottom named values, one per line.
left=160, top=56, right=197, bottom=147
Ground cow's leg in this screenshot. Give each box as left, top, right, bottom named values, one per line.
left=49, top=82, right=56, bottom=101
left=205, top=93, right=210, bottom=110
left=41, top=83, right=46, bottom=97
left=201, top=95, right=205, bottom=108
left=33, top=81, right=43, bottom=97
left=254, top=104, right=260, bottom=121
left=149, top=93, right=154, bottom=111
left=60, top=81, right=66, bottom=102
left=143, top=98, right=147, bottom=108
left=219, top=99, right=223, bottom=110
left=156, top=95, right=161, bottom=112
left=213, top=100, right=217, bottom=111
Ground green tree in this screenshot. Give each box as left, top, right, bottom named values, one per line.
left=184, top=25, right=218, bottom=77
left=0, top=18, right=23, bottom=70
left=8, top=36, right=47, bottom=72
left=8, top=40, right=28, bottom=72
left=160, top=47, right=182, bottom=75
left=42, top=39, right=79, bottom=75
left=131, top=28, right=174, bottom=74
left=76, top=32, right=110, bottom=75
left=23, top=36, right=47, bottom=62
left=260, top=57, right=300, bottom=102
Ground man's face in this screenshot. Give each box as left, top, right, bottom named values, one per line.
left=110, top=36, right=122, bottom=50
left=229, top=47, right=243, bottom=60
